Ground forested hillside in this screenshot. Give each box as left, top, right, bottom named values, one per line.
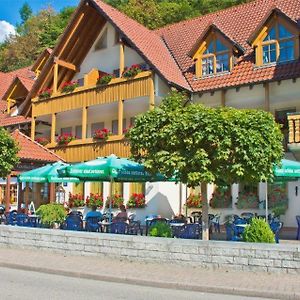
left=0, top=0, right=252, bottom=72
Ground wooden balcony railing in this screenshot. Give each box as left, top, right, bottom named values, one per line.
left=288, top=114, right=300, bottom=144
left=47, top=136, right=130, bottom=163
left=32, top=71, right=153, bottom=117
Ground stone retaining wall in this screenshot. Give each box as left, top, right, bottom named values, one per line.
left=0, top=225, right=299, bottom=274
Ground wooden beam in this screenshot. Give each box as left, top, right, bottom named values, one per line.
left=119, top=41, right=125, bottom=77
left=149, top=76, right=155, bottom=110
left=118, top=100, right=124, bottom=135
left=5, top=174, right=11, bottom=213
left=53, top=63, right=59, bottom=94
left=82, top=106, right=87, bottom=140
left=54, top=57, right=79, bottom=72
left=51, top=113, right=56, bottom=144
left=264, top=83, right=270, bottom=112
left=221, top=90, right=226, bottom=107
left=49, top=183, right=55, bottom=203
left=31, top=117, right=36, bottom=141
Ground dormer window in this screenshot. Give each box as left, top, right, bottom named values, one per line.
left=261, top=24, right=295, bottom=65
left=190, top=25, right=243, bottom=79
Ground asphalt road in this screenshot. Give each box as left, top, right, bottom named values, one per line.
left=0, top=267, right=272, bottom=300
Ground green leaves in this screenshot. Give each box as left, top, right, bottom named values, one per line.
left=0, top=128, right=19, bottom=178
left=127, top=91, right=283, bottom=188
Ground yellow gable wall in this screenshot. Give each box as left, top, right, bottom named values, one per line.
left=73, top=22, right=145, bottom=81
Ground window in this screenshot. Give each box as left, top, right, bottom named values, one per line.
left=201, top=39, right=230, bottom=76
left=91, top=122, right=104, bottom=137
left=75, top=125, right=82, bottom=139
left=261, top=23, right=296, bottom=65
left=111, top=182, right=123, bottom=196
left=112, top=119, right=126, bottom=135
left=73, top=182, right=84, bottom=195
left=130, top=183, right=145, bottom=195
left=61, top=127, right=72, bottom=135
left=95, top=27, right=108, bottom=51
left=130, top=117, right=135, bottom=127
left=114, top=30, right=120, bottom=45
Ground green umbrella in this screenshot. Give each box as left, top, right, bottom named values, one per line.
left=18, top=161, right=80, bottom=183
left=62, top=154, right=168, bottom=182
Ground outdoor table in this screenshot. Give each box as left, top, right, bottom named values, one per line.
left=101, top=221, right=112, bottom=233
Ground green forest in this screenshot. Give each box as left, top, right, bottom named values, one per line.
left=0, top=0, right=251, bottom=72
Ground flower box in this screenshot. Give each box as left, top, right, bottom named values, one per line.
left=267, top=187, right=288, bottom=209
left=185, top=194, right=202, bottom=208
left=236, top=192, right=259, bottom=209
left=68, top=193, right=85, bottom=208
left=61, top=81, right=79, bottom=93
left=126, top=193, right=146, bottom=208
left=96, top=74, right=114, bottom=85
left=93, top=128, right=111, bottom=141
left=38, top=88, right=52, bottom=100
left=85, top=193, right=103, bottom=208
left=57, top=133, right=75, bottom=146
left=105, top=194, right=124, bottom=208
left=122, top=64, right=142, bottom=78
left=35, top=137, right=49, bottom=146
left=210, top=188, right=232, bottom=208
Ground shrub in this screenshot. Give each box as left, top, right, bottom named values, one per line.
left=68, top=193, right=85, bottom=207
left=243, top=217, right=275, bottom=243
left=57, top=133, right=75, bottom=145
left=38, top=88, right=52, bottom=100
left=93, top=128, right=111, bottom=140
left=86, top=193, right=103, bottom=208
left=105, top=194, right=124, bottom=208
left=61, top=81, right=79, bottom=93
left=149, top=222, right=172, bottom=238
left=127, top=193, right=146, bottom=208
left=122, top=64, right=142, bottom=78
left=36, top=203, right=67, bottom=227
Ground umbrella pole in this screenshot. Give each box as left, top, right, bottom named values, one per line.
left=109, top=178, right=113, bottom=228
left=265, top=182, right=268, bottom=222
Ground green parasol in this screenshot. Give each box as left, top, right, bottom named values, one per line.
left=61, top=154, right=168, bottom=182
left=274, top=159, right=300, bottom=179
left=18, top=161, right=80, bottom=183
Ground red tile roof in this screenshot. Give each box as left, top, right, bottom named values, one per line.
left=0, top=115, right=31, bottom=127
left=0, top=72, right=13, bottom=100
left=156, top=0, right=300, bottom=92
left=92, top=0, right=190, bottom=90
left=17, top=76, right=35, bottom=91
left=11, top=130, right=62, bottom=162
left=0, top=100, right=7, bottom=113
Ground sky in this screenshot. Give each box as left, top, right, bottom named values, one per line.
left=0, top=0, right=80, bottom=42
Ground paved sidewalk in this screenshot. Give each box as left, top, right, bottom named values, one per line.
left=0, top=246, right=299, bottom=300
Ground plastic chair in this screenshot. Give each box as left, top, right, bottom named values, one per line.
left=225, top=223, right=233, bottom=241
left=109, top=221, right=129, bottom=234
left=270, top=221, right=283, bottom=243
left=16, top=213, right=30, bottom=227
left=128, top=220, right=143, bottom=235
left=241, top=212, right=254, bottom=223
left=85, top=216, right=102, bottom=232
left=63, top=215, right=83, bottom=231
left=174, top=223, right=201, bottom=239
left=296, top=216, right=300, bottom=240
left=6, top=211, right=18, bottom=226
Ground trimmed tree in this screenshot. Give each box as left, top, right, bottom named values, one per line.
left=127, top=91, right=283, bottom=240
left=0, top=128, right=19, bottom=178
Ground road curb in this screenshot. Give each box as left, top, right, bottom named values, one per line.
left=1, top=262, right=299, bottom=300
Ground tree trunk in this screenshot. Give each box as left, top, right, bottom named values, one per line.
left=201, top=182, right=209, bottom=241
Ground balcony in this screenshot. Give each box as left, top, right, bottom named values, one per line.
left=47, top=136, right=130, bottom=163
left=32, top=71, right=153, bottom=117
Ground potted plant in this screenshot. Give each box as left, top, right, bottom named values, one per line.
left=105, top=194, right=124, bottom=208
left=210, top=187, right=232, bottom=208
left=149, top=222, right=172, bottom=238
left=122, top=64, right=142, bottom=78
left=96, top=74, right=114, bottom=85
left=68, top=193, right=85, bottom=208
left=185, top=194, right=202, bottom=208
left=61, top=81, right=79, bottom=93
left=35, top=137, right=49, bottom=146
left=93, top=128, right=111, bottom=141
left=126, top=193, right=146, bottom=208
left=38, top=88, right=52, bottom=100
left=85, top=193, right=103, bottom=208
left=57, top=133, right=75, bottom=146
left=36, top=203, right=67, bottom=228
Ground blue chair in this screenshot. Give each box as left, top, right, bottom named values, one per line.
left=225, top=223, right=233, bottom=241
left=63, top=215, right=83, bottom=231
left=85, top=216, right=102, bottom=232
left=232, top=218, right=247, bottom=241
left=270, top=221, right=283, bottom=243
left=174, top=223, right=201, bottom=239
left=109, top=221, right=129, bottom=234
left=16, top=213, right=30, bottom=227
left=6, top=211, right=17, bottom=226
left=296, top=216, right=300, bottom=240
